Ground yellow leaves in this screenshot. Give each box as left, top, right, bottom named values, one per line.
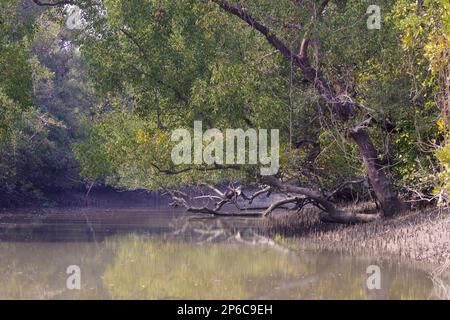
left=437, top=117, right=448, bottom=132
left=154, top=131, right=166, bottom=144
left=136, top=128, right=167, bottom=146
left=136, top=128, right=150, bottom=144
left=393, top=0, right=449, bottom=74
left=424, top=35, right=449, bottom=74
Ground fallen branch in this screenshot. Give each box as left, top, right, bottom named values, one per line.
left=263, top=196, right=302, bottom=217
left=263, top=176, right=381, bottom=223
left=167, top=192, right=262, bottom=217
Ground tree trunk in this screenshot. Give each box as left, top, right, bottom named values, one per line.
left=349, top=128, right=403, bottom=217
left=203, top=1, right=404, bottom=218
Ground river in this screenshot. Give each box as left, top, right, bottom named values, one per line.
left=0, top=207, right=439, bottom=299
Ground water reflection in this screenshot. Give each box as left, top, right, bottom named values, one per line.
left=0, top=208, right=442, bottom=299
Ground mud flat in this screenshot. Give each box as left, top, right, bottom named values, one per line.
left=265, top=206, right=450, bottom=277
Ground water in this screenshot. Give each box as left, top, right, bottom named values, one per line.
left=0, top=208, right=439, bottom=299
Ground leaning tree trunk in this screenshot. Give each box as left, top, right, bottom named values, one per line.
left=349, top=128, right=403, bottom=217
left=208, top=1, right=406, bottom=218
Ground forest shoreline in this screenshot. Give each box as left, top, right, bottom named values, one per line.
left=0, top=186, right=172, bottom=210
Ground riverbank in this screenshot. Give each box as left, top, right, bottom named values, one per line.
left=0, top=187, right=172, bottom=209
left=265, top=205, right=450, bottom=276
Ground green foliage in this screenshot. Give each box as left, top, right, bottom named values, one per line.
left=1, top=0, right=449, bottom=205
left=72, top=0, right=293, bottom=189
left=391, top=0, right=449, bottom=201
left=0, top=106, right=78, bottom=205
left=103, top=236, right=306, bottom=299
left=74, top=108, right=246, bottom=189
left=0, top=89, right=21, bottom=145
left=71, top=0, right=441, bottom=197
left=0, top=4, right=96, bottom=206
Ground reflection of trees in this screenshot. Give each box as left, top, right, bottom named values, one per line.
left=169, top=216, right=288, bottom=255
left=0, top=216, right=441, bottom=299
left=430, top=276, right=450, bottom=300
left=103, top=229, right=437, bottom=299
left=0, top=242, right=111, bottom=299
left=103, top=236, right=311, bottom=299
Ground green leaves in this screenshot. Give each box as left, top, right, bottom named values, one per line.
left=391, top=0, right=450, bottom=201
left=61, top=0, right=447, bottom=199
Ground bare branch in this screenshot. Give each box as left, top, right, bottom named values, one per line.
left=349, top=116, right=373, bottom=134
left=32, top=0, right=73, bottom=6
left=262, top=176, right=380, bottom=222
left=299, top=38, right=309, bottom=58
left=262, top=175, right=336, bottom=212
left=169, top=193, right=261, bottom=217
left=241, top=186, right=272, bottom=204
left=150, top=163, right=241, bottom=175
left=262, top=196, right=301, bottom=217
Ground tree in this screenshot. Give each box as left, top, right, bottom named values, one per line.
left=206, top=0, right=405, bottom=217
left=391, top=0, right=450, bottom=203
left=31, top=0, right=444, bottom=221
left=0, top=0, right=96, bottom=206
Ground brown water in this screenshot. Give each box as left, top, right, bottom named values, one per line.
left=0, top=208, right=442, bottom=299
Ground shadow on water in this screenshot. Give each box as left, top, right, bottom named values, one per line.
left=0, top=207, right=443, bottom=299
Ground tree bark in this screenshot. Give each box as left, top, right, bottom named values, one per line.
left=349, top=128, right=403, bottom=217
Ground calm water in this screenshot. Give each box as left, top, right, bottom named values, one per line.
left=0, top=208, right=441, bottom=299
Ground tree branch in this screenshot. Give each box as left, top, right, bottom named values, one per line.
left=241, top=186, right=272, bottom=204
left=32, top=0, right=73, bottom=6
left=121, top=29, right=190, bottom=103
left=262, top=175, right=335, bottom=212
left=167, top=190, right=262, bottom=217
left=262, top=176, right=380, bottom=223
left=210, top=0, right=355, bottom=120
left=150, top=163, right=240, bottom=175
left=262, top=196, right=301, bottom=217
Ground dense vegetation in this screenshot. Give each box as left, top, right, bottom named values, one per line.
left=0, top=0, right=449, bottom=220
left=0, top=0, right=95, bottom=206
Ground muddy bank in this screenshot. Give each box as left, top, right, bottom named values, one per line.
left=265, top=206, right=450, bottom=275
left=0, top=186, right=172, bottom=209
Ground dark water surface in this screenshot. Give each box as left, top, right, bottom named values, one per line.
left=0, top=208, right=440, bottom=299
